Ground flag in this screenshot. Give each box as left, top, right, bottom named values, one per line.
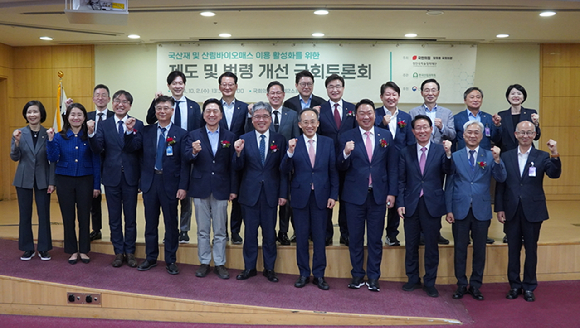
left=53, top=79, right=67, bottom=132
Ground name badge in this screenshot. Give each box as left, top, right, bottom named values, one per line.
left=529, top=162, right=536, bottom=177
left=484, top=126, right=491, bottom=137
left=166, top=145, right=173, bottom=156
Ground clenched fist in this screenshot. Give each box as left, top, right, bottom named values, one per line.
left=434, top=118, right=443, bottom=130
left=47, top=128, right=55, bottom=141
left=191, top=140, right=202, bottom=154
left=287, top=138, right=297, bottom=154
left=87, top=120, right=96, bottom=135
left=344, top=140, right=355, bottom=156
left=492, top=146, right=501, bottom=163
left=443, top=140, right=452, bottom=157
left=546, top=139, right=558, bottom=155
left=125, top=117, right=137, bottom=132
left=492, top=114, right=502, bottom=127
left=234, top=139, right=245, bottom=154
left=531, top=113, right=539, bottom=126
left=13, top=129, right=22, bottom=145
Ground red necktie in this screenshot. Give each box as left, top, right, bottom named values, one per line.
left=333, top=103, right=341, bottom=129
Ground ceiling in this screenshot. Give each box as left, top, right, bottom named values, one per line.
left=0, top=0, right=580, bottom=46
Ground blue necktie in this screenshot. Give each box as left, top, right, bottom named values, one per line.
left=155, top=127, right=167, bottom=170
left=469, top=149, right=475, bottom=171
left=174, top=100, right=182, bottom=128
left=117, top=120, right=124, bottom=146
left=259, top=134, right=266, bottom=165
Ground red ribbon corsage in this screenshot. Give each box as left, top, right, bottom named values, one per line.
left=221, top=140, right=230, bottom=148
left=380, top=139, right=388, bottom=148
left=166, top=137, right=176, bottom=146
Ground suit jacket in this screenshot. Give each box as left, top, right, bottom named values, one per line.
left=496, top=107, right=541, bottom=153
left=494, top=148, right=561, bottom=222
left=375, top=107, right=415, bottom=151
left=186, top=127, right=238, bottom=200
left=445, top=148, right=506, bottom=221
left=397, top=142, right=453, bottom=218
left=218, top=99, right=248, bottom=138
left=337, top=127, right=398, bottom=205
left=125, top=124, right=190, bottom=198
left=10, top=126, right=55, bottom=189
left=280, top=135, right=339, bottom=210
left=409, top=105, right=456, bottom=144
left=146, top=96, right=202, bottom=132
left=89, top=116, right=143, bottom=187
left=453, top=110, right=501, bottom=151
left=318, top=100, right=357, bottom=152
left=245, top=106, right=299, bottom=142
left=233, top=131, right=288, bottom=208
left=283, top=94, right=326, bottom=112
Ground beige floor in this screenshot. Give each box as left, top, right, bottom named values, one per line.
left=1, top=196, right=579, bottom=246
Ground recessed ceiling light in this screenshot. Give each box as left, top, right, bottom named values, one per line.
left=496, top=34, right=509, bottom=38
left=39, top=36, right=52, bottom=41
left=540, top=11, right=556, bottom=17
left=426, top=10, right=444, bottom=16
left=219, top=33, right=231, bottom=38
left=405, top=33, right=418, bottom=38
left=312, top=33, right=325, bottom=37
left=200, top=11, right=215, bottom=17
left=314, top=10, right=329, bottom=15
left=128, top=34, right=140, bottom=39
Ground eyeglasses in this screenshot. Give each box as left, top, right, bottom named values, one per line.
left=113, top=99, right=130, bottom=105
left=253, top=114, right=271, bottom=120
left=516, top=131, right=535, bottom=136
left=298, top=82, right=313, bottom=87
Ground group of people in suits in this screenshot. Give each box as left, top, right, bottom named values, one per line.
left=11, top=70, right=560, bottom=301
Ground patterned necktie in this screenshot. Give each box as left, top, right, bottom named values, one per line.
left=365, top=131, right=373, bottom=186
left=273, top=111, right=279, bottom=132
left=117, top=120, right=124, bottom=146
left=174, top=100, right=182, bottom=128
left=333, top=103, right=341, bottom=129
left=469, top=150, right=475, bottom=171
left=155, top=127, right=166, bottom=170
left=259, top=134, right=266, bottom=165
left=419, top=147, right=426, bottom=197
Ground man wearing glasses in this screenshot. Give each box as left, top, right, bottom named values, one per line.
left=283, top=70, right=326, bottom=113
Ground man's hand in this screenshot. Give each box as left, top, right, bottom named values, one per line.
left=492, top=146, right=501, bottom=163
left=398, top=207, right=406, bottom=219
left=344, top=140, right=355, bottom=156
left=13, top=129, right=21, bottom=146
left=234, top=139, right=245, bottom=155
left=278, top=198, right=287, bottom=206
left=386, top=195, right=395, bottom=209
left=445, top=212, right=455, bottom=224
left=327, top=198, right=336, bottom=209
left=382, top=113, right=391, bottom=125
left=229, top=193, right=237, bottom=201
left=191, top=140, right=202, bottom=154
left=497, top=211, right=506, bottom=223
left=125, top=117, right=136, bottom=132
left=47, top=128, right=55, bottom=141
left=87, top=120, right=96, bottom=135
left=531, top=113, right=539, bottom=126
left=443, top=140, right=452, bottom=157
left=155, top=92, right=163, bottom=99
left=434, top=118, right=443, bottom=130
left=93, top=189, right=101, bottom=198
left=492, top=114, right=502, bottom=127
left=287, top=138, right=297, bottom=154
left=247, top=103, right=254, bottom=114
left=176, top=189, right=187, bottom=200
left=312, top=106, right=321, bottom=114
left=547, top=139, right=558, bottom=155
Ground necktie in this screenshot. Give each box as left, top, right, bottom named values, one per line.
left=259, top=134, right=266, bottom=165
left=365, top=131, right=373, bottom=186
left=117, top=120, right=124, bottom=146
left=308, top=139, right=315, bottom=168
left=469, top=150, right=475, bottom=171
left=174, top=100, right=182, bottom=128
left=333, top=103, right=341, bottom=129
left=97, top=112, right=103, bottom=123
left=273, top=111, right=279, bottom=132
left=419, top=147, right=426, bottom=197
left=155, top=127, right=166, bottom=170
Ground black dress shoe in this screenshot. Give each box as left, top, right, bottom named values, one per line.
left=366, top=279, right=380, bottom=292
left=402, top=280, right=422, bottom=292
left=214, top=265, right=230, bottom=279
left=263, top=269, right=279, bottom=282
left=486, top=237, right=495, bottom=244
left=196, top=264, right=211, bottom=277
left=137, top=259, right=157, bottom=271
left=348, top=276, right=365, bottom=289
left=68, top=253, right=78, bottom=265
left=503, top=234, right=508, bottom=243
left=278, top=232, right=291, bottom=246
left=231, top=233, right=243, bottom=245
left=79, top=253, right=90, bottom=264
left=325, top=237, right=332, bottom=246
left=453, top=286, right=468, bottom=299
left=468, top=286, right=484, bottom=300
left=290, top=234, right=297, bottom=243
left=166, top=263, right=179, bottom=275
left=236, top=269, right=257, bottom=280
left=294, top=276, right=310, bottom=288
left=89, top=230, right=102, bottom=241
left=423, top=285, right=439, bottom=298
left=506, top=288, right=522, bottom=299
left=339, top=235, right=349, bottom=246
left=313, top=277, right=329, bottom=290
left=523, top=290, right=535, bottom=302
left=438, top=234, right=450, bottom=245
left=385, top=236, right=400, bottom=246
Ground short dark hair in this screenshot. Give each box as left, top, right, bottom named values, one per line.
left=463, top=87, right=484, bottom=100
left=355, top=99, right=375, bottom=113
left=506, top=84, right=527, bottom=104
left=295, top=70, right=314, bottom=84
left=112, top=90, right=133, bottom=105
left=22, top=100, right=47, bottom=123
left=219, top=72, right=238, bottom=85
left=60, top=103, right=88, bottom=140
left=380, top=81, right=400, bottom=96
left=412, top=114, right=433, bottom=128
left=155, top=95, right=174, bottom=106
left=421, top=79, right=440, bottom=92
left=325, top=74, right=345, bottom=88
left=267, top=81, right=284, bottom=93
left=298, top=108, right=319, bottom=122
left=167, top=70, right=186, bottom=85
left=203, top=98, right=224, bottom=113
left=93, top=84, right=110, bottom=96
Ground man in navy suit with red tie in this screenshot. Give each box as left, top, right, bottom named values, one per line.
left=398, top=115, right=453, bottom=298
left=337, top=99, right=397, bottom=292
left=280, top=109, right=338, bottom=290
left=124, top=96, right=189, bottom=275
left=318, top=74, right=357, bottom=246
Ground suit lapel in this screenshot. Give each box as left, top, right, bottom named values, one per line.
left=20, top=128, right=34, bottom=154
left=323, top=101, right=339, bottom=132
left=503, top=112, right=516, bottom=145
left=521, top=148, right=539, bottom=182
left=199, top=128, right=213, bottom=158
left=422, top=142, right=437, bottom=176
left=34, top=127, right=47, bottom=154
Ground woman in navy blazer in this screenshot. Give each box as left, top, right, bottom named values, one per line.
left=10, top=101, right=56, bottom=261
left=47, top=103, right=101, bottom=265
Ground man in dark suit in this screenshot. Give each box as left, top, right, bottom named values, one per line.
left=445, top=121, right=506, bottom=301
left=283, top=70, right=325, bottom=113
left=217, top=72, right=248, bottom=245
left=453, top=87, right=501, bottom=151
left=337, top=99, right=397, bottom=292
left=88, top=90, right=144, bottom=268
left=146, top=70, right=202, bottom=245
left=318, top=73, right=357, bottom=246
left=495, top=121, right=561, bottom=302
left=234, top=101, right=288, bottom=283
left=124, top=96, right=189, bottom=275
left=374, top=81, right=415, bottom=247
left=280, top=108, right=338, bottom=290
left=398, top=115, right=453, bottom=298
left=86, top=84, right=114, bottom=242
left=187, top=98, right=238, bottom=280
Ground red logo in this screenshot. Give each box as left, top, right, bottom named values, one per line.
left=412, top=55, right=418, bottom=60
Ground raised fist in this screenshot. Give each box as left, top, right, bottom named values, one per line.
left=191, top=140, right=202, bottom=154
left=47, top=128, right=55, bottom=141
left=344, top=140, right=355, bottom=156
left=125, top=117, right=136, bottom=132
left=287, top=138, right=297, bottom=154
left=87, top=120, right=95, bottom=135
left=234, top=139, right=245, bottom=154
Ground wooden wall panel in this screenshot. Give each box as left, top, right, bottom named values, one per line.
left=0, top=44, right=13, bottom=200
left=12, top=47, right=53, bottom=69
left=542, top=44, right=580, bottom=67
left=542, top=68, right=580, bottom=97
left=541, top=97, right=580, bottom=127
left=52, top=45, right=94, bottom=68
left=12, top=69, right=55, bottom=98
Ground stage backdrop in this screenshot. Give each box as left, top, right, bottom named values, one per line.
left=156, top=42, right=477, bottom=104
